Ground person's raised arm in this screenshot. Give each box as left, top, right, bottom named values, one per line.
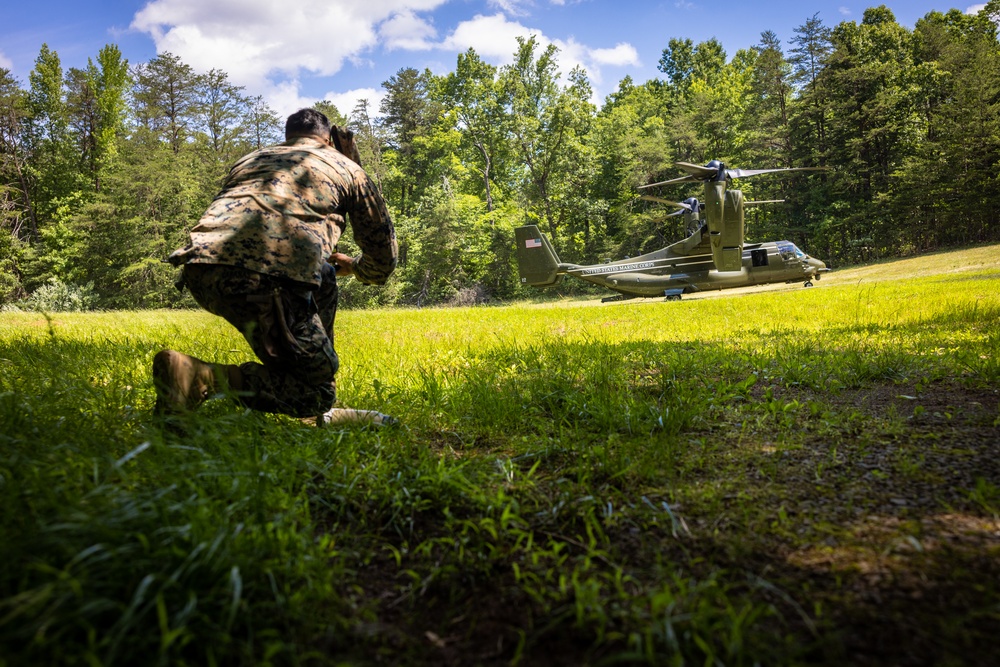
left=344, top=170, right=397, bottom=285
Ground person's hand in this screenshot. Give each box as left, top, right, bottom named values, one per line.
left=330, top=252, right=355, bottom=277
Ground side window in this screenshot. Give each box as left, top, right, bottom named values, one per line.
left=751, top=249, right=769, bottom=267
left=777, top=242, right=795, bottom=261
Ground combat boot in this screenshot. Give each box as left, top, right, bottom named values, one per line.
left=152, top=349, right=241, bottom=414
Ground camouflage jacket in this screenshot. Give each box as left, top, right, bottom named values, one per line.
left=168, top=136, right=397, bottom=287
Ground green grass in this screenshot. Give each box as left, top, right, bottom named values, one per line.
left=2, top=244, right=999, bottom=666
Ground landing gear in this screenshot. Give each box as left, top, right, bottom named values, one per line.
left=804, top=281, right=813, bottom=288
left=663, top=289, right=685, bottom=302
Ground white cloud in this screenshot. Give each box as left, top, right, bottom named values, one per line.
left=442, top=13, right=538, bottom=61
left=966, top=4, right=986, bottom=14
left=269, top=79, right=320, bottom=118
left=550, top=36, right=588, bottom=75
left=488, top=0, right=532, bottom=16
left=590, top=43, right=640, bottom=67
left=379, top=10, right=438, bottom=51
left=441, top=13, right=638, bottom=91
left=131, top=0, right=446, bottom=116
left=0, top=50, right=12, bottom=70
left=838, top=6, right=851, bottom=16
left=321, top=87, right=386, bottom=120
left=129, top=0, right=639, bottom=117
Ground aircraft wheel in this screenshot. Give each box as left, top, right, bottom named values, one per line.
left=804, top=281, right=813, bottom=287
left=665, top=294, right=682, bottom=301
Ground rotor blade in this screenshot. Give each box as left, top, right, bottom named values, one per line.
left=725, top=166, right=830, bottom=179
left=637, top=174, right=701, bottom=189
left=666, top=209, right=686, bottom=217
left=640, top=162, right=830, bottom=189
left=743, top=199, right=786, bottom=206
left=674, top=161, right=720, bottom=179
left=638, top=195, right=692, bottom=209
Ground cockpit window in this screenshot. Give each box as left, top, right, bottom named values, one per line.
left=777, top=241, right=807, bottom=261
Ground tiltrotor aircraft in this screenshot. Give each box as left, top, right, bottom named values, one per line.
left=515, top=160, right=829, bottom=302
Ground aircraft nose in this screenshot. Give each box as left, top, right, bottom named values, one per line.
left=807, top=257, right=826, bottom=274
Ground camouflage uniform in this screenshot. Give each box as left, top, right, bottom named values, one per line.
left=168, top=136, right=397, bottom=417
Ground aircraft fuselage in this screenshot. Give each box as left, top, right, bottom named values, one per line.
left=560, top=239, right=826, bottom=298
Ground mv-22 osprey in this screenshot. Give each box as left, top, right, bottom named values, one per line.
left=515, top=160, right=830, bottom=302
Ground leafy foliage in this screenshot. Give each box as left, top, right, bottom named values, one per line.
left=2, top=277, right=98, bottom=311
left=1, top=7, right=1000, bottom=309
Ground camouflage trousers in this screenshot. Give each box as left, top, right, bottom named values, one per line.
left=181, top=263, right=339, bottom=418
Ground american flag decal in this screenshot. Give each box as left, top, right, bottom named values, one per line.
left=525, top=238, right=542, bottom=248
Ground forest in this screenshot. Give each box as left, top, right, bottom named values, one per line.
left=1, top=3, right=999, bottom=310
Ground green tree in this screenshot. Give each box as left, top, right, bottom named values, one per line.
left=313, top=101, right=347, bottom=127
left=0, top=69, right=33, bottom=300
left=500, top=36, right=596, bottom=256
left=816, top=6, right=922, bottom=261
left=349, top=98, right=388, bottom=193
left=692, top=38, right=728, bottom=85
left=132, top=52, right=200, bottom=153
left=592, top=77, right=676, bottom=258
left=396, top=185, right=469, bottom=305
left=686, top=48, right=753, bottom=161
left=72, top=51, right=216, bottom=306
left=380, top=67, right=442, bottom=215
left=91, top=45, right=130, bottom=191
left=748, top=31, right=792, bottom=161
left=656, top=38, right=733, bottom=163
left=26, top=44, right=81, bottom=224
left=28, top=44, right=67, bottom=143
left=244, top=94, right=282, bottom=149
left=440, top=49, right=512, bottom=212
left=0, top=68, right=37, bottom=243
left=198, top=68, right=246, bottom=159
left=657, top=37, right=727, bottom=99
left=65, top=66, right=98, bottom=188
left=788, top=13, right=833, bottom=162
left=893, top=7, right=1000, bottom=250
left=658, top=38, right=695, bottom=96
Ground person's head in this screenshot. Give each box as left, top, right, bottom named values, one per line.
left=284, top=108, right=361, bottom=165
left=285, top=108, right=331, bottom=141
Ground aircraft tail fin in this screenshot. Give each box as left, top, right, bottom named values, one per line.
left=515, top=225, right=563, bottom=287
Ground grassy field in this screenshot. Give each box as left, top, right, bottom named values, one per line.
left=1, top=244, right=998, bottom=666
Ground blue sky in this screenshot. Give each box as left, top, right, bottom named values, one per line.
left=0, top=0, right=984, bottom=119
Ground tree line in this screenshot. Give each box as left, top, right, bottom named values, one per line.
left=2, top=4, right=998, bottom=310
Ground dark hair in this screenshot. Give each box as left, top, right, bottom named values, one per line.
left=285, top=108, right=331, bottom=140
